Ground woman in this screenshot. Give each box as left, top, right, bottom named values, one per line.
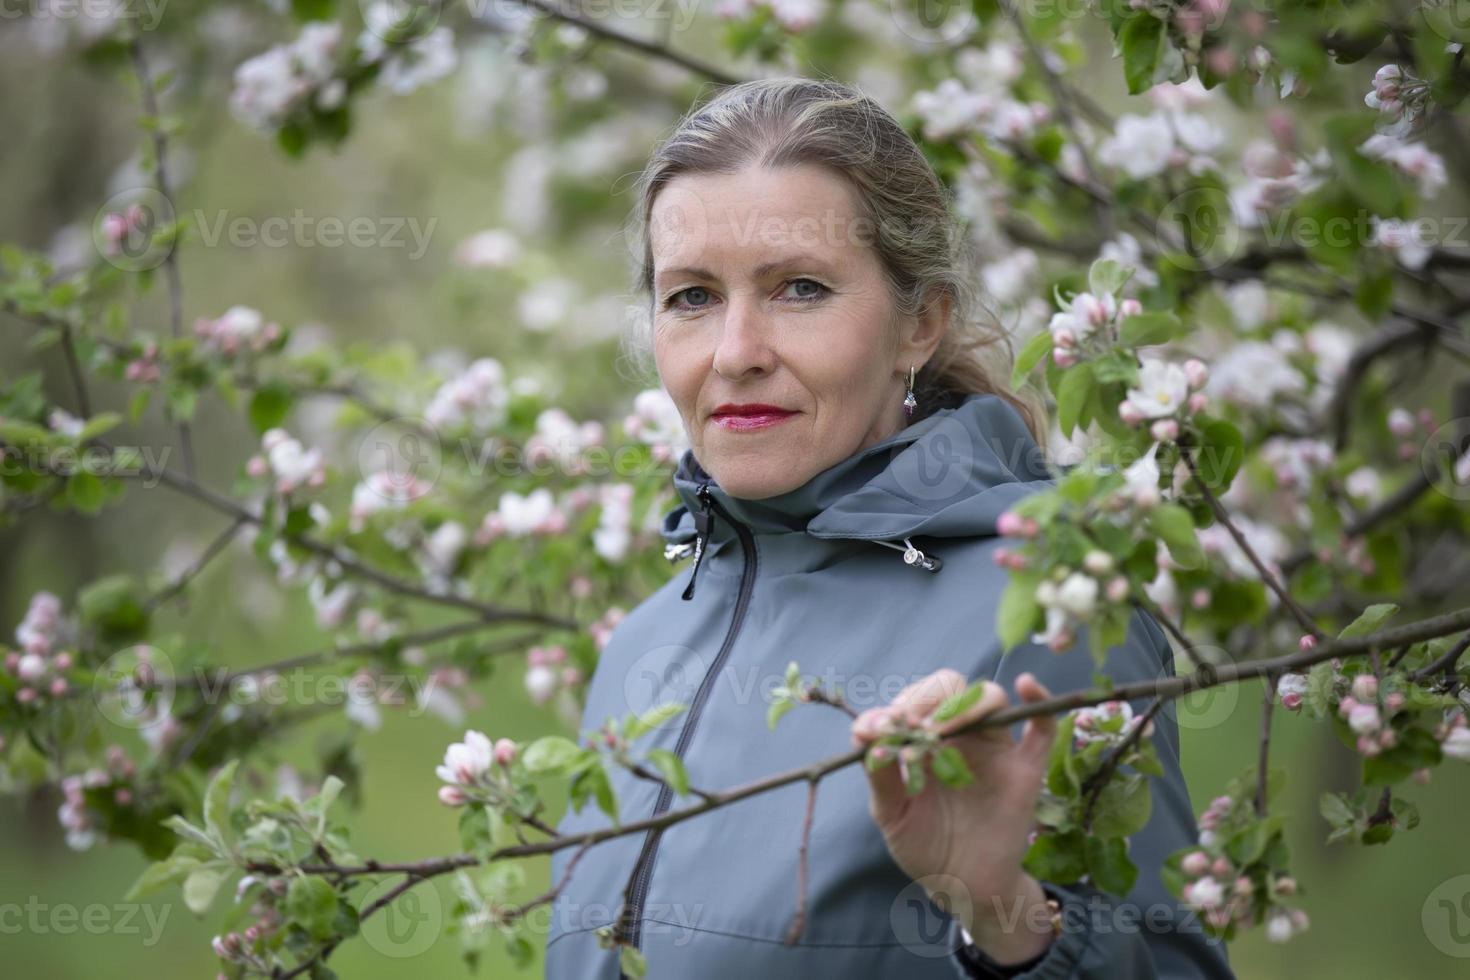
left=544, top=77, right=1234, bottom=979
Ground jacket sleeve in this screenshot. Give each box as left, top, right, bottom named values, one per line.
left=943, top=606, right=1236, bottom=979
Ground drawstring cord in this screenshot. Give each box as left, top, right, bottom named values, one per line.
left=871, top=537, right=943, bottom=573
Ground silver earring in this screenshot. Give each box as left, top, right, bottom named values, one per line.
left=903, top=364, right=918, bottom=418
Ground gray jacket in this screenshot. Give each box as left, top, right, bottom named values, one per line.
left=544, top=392, right=1234, bottom=979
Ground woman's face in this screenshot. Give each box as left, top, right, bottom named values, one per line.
left=650, top=163, right=947, bottom=500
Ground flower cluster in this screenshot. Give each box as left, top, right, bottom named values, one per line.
left=478, top=487, right=565, bottom=541
left=424, top=357, right=510, bottom=435
left=712, top=0, right=827, bottom=32
left=435, top=729, right=518, bottom=806
left=349, top=467, right=435, bottom=532
left=525, top=408, right=605, bottom=475
left=1120, top=358, right=1209, bottom=443
left=194, top=306, right=282, bottom=357
left=1047, top=290, right=1138, bottom=367
left=524, top=644, right=582, bottom=706
left=592, top=483, right=636, bottom=563
left=229, top=22, right=344, bottom=132
left=623, top=388, right=689, bottom=462
left=357, top=2, right=458, bottom=95
left=246, top=428, right=327, bottom=495
left=1179, top=836, right=1307, bottom=941
left=1363, top=64, right=1430, bottom=136
left=5, top=592, right=73, bottom=705
left=1071, top=699, right=1153, bottom=749
left=1097, top=108, right=1223, bottom=181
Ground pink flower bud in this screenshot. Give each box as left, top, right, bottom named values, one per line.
left=996, top=512, right=1027, bottom=538
left=560, top=666, right=583, bottom=686
left=1184, top=359, right=1209, bottom=389
left=49, top=678, right=68, bottom=697
left=1299, top=634, right=1317, bottom=651
left=1191, top=588, right=1211, bottom=609
left=1280, top=692, right=1303, bottom=711
left=1053, top=347, right=1077, bottom=368
left=1337, top=696, right=1358, bottom=715
left=1182, top=851, right=1210, bottom=877
left=438, top=785, right=467, bottom=806
left=1351, top=675, right=1378, bottom=702
left=1188, top=393, right=1208, bottom=414
left=1053, top=327, right=1076, bottom=349
left=1151, top=419, right=1180, bottom=442
left=1119, top=298, right=1143, bottom=319
left=1106, top=576, right=1130, bottom=603
left=493, top=738, right=518, bottom=766
left=1233, top=876, right=1253, bottom=897
left=1385, top=692, right=1405, bottom=712
left=1212, top=857, right=1232, bottom=878
left=1119, top=400, right=1144, bottom=426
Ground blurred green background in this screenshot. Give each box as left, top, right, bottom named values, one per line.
left=2, top=10, right=1469, bottom=980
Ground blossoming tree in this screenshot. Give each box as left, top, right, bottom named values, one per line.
left=2, top=1, right=1469, bottom=977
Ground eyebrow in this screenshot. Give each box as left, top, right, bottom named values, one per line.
left=654, top=255, right=836, bottom=290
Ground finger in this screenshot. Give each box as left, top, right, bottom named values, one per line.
left=849, top=706, right=898, bottom=746
left=929, top=679, right=1009, bottom=738
left=887, top=668, right=970, bottom=726
left=859, top=740, right=910, bottom=827
left=1015, top=672, right=1059, bottom=761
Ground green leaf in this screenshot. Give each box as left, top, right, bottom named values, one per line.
left=1023, top=830, right=1087, bottom=884
left=66, top=471, right=106, bottom=514
left=1088, top=258, right=1133, bottom=297
left=930, top=745, right=974, bottom=788
left=204, top=759, right=239, bottom=847
left=644, top=749, right=690, bottom=796
left=1190, top=417, right=1244, bottom=493
left=1118, top=312, right=1181, bottom=348
left=1148, top=504, right=1202, bottom=569
left=932, top=681, right=986, bottom=723
left=1119, top=13, right=1165, bottom=95
left=287, top=875, right=340, bottom=941
left=767, top=697, right=795, bottom=730
left=1011, top=330, right=1054, bottom=389
left=620, top=945, right=647, bottom=978
left=1338, top=603, right=1399, bottom=640
left=248, top=383, right=294, bottom=434
left=124, top=854, right=201, bottom=901
left=997, top=575, right=1041, bottom=651
left=1056, top=361, right=1096, bottom=438
left=1085, top=835, right=1138, bottom=895
left=521, top=736, right=583, bottom=774
left=625, top=702, right=687, bottom=741
left=182, top=866, right=228, bottom=915
left=306, top=775, right=344, bottom=837
left=1091, top=773, right=1152, bottom=837
left=77, top=411, right=123, bottom=442
left=163, top=815, right=219, bottom=854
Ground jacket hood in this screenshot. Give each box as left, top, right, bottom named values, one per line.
left=659, top=392, right=1055, bottom=553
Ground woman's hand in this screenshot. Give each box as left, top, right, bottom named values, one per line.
left=850, top=669, right=1059, bottom=964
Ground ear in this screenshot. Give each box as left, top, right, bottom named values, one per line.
left=894, top=287, right=951, bottom=375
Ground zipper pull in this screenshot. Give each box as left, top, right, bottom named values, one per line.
left=681, top=483, right=715, bottom=601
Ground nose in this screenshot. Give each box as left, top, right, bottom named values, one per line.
left=711, top=293, right=777, bottom=381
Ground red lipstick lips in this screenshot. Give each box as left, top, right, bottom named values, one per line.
left=710, top=403, right=798, bottom=432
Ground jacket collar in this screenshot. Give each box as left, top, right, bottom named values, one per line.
left=659, top=392, right=1054, bottom=551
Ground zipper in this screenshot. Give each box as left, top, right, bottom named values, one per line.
left=613, top=483, right=757, bottom=969
left=680, top=483, right=716, bottom=601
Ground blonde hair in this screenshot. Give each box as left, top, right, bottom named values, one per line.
left=619, top=75, right=1047, bottom=448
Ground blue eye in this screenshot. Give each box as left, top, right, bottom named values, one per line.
left=667, top=286, right=713, bottom=310
left=783, top=278, right=829, bottom=302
